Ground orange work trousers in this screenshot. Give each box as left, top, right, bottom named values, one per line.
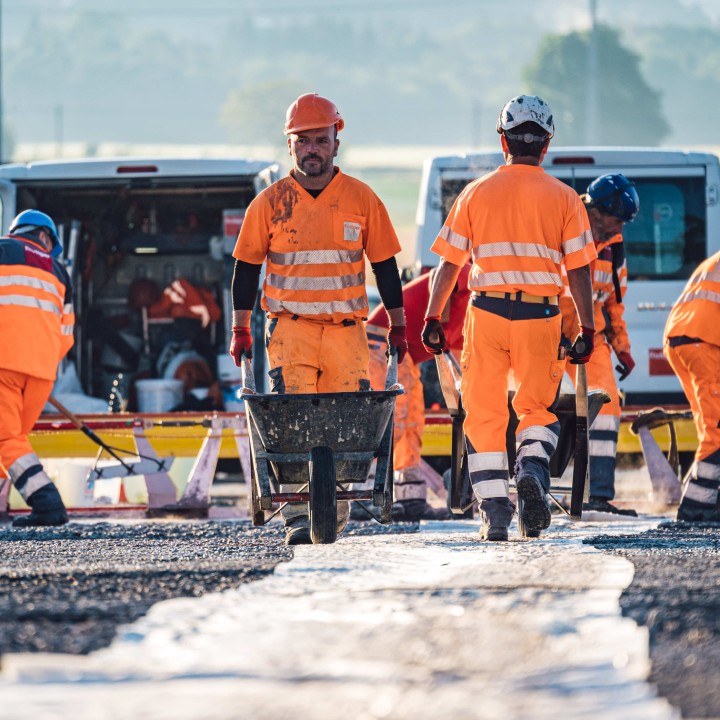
left=266, top=316, right=370, bottom=394
left=266, top=315, right=370, bottom=527
left=368, top=343, right=424, bottom=470
left=665, top=342, right=720, bottom=462
left=461, top=305, right=564, bottom=452
left=0, top=369, right=54, bottom=476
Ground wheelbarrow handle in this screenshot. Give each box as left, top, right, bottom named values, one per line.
left=385, top=345, right=399, bottom=390
left=241, top=355, right=257, bottom=395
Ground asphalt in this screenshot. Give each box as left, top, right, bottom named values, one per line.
left=588, top=521, right=720, bottom=719
left=1, top=517, right=719, bottom=718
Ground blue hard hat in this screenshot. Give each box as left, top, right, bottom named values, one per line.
left=9, top=209, right=61, bottom=257
left=586, top=174, right=640, bottom=223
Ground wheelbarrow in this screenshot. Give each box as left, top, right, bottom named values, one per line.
left=436, top=350, right=610, bottom=536
left=241, top=352, right=404, bottom=544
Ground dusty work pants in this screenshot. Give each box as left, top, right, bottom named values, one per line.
left=461, top=299, right=563, bottom=527
left=266, top=315, right=371, bottom=527
left=368, top=331, right=426, bottom=500
left=665, top=341, right=720, bottom=514
left=567, top=338, right=622, bottom=500
left=0, top=369, right=55, bottom=501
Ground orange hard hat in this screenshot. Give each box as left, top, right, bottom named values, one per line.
left=284, top=93, right=344, bottom=135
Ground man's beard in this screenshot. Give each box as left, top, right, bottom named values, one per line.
left=299, top=154, right=330, bottom=177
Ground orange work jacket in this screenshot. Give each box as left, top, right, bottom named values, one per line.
left=0, top=234, right=74, bottom=380
left=233, top=168, right=401, bottom=323
left=431, top=164, right=596, bottom=297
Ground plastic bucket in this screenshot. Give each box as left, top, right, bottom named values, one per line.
left=135, top=378, right=184, bottom=413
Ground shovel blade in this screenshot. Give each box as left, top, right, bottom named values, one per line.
left=88, top=457, right=175, bottom=481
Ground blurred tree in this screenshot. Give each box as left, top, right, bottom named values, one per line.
left=220, top=80, right=304, bottom=146
left=523, top=25, right=669, bottom=146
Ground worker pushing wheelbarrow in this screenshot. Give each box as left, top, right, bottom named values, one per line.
left=241, top=352, right=403, bottom=545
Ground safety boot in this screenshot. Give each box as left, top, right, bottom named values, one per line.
left=676, top=501, right=720, bottom=522
left=284, top=517, right=312, bottom=545
left=516, top=472, right=551, bottom=537
left=479, top=524, right=509, bottom=542
left=12, top=484, right=68, bottom=528
left=392, top=499, right=450, bottom=522
left=583, top=496, right=638, bottom=517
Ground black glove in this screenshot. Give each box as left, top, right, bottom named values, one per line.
left=421, top=317, right=446, bottom=355
left=569, top=326, right=594, bottom=365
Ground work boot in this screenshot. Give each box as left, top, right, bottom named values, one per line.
left=12, top=484, right=68, bottom=528
left=284, top=517, right=311, bottom=546
left=479, top=524, right=509, bottom=542
left=516, top=472, right=551, bottom=537
left=583, top=496, right=638, bottom=517
left=676, top=502, right=720, bottom=522
left=349, top=500, right=373, bottom=522
left=392, top=499, right=450, bottom=522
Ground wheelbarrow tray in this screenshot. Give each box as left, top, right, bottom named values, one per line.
left=244, top=388, right=403, bottom=525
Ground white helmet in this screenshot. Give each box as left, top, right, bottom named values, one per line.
left=496, top=95, right=554, bottom=139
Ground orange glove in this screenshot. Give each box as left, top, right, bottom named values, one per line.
left=229, top=326, right=253, bottom=365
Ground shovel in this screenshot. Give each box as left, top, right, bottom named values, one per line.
left=47, top=396, right=174, bottom=480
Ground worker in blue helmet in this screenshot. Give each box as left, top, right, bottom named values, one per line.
left=560, top=173, right=640, bottom=516
left=1, top=209, right=74, bottom=527
left=9, top=209, right=63, bottom=258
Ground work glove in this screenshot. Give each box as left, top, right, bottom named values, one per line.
left=421, top=317, right=446, bottom=355
left=615, top=350, right=636, bottom=381
left=387, top=325, right=408, bottom=364
left=229, top=326, right=253, bottom=365
left=568, top=326, right=594, bottom=365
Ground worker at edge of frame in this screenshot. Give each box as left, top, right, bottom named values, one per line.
left=0, top=210, right=74, bottom=528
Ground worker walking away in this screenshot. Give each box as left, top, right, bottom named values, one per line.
left=560, top=174, right=640, bottom=516
left=664, top=251, right=720, bottom=522
left=0, top=211, right=74, bottom=527
left=229, top=93, right=406, bottom=545
left=365, top=263, right=471, bottom=521
left=421, top=95, right=597, bottom=542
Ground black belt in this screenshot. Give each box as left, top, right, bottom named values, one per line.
left=471, top=293, right=559, bottom=321
left=667, top=335, right=703, bottom=348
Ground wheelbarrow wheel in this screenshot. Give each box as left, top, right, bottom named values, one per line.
left=310, top=446, right=337, bottom=544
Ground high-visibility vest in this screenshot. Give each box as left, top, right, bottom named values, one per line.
left=432, top=164, right=596, bottom=297
left=233, top=169, right=401, bottom=323
left=0, top=235, right=74, bottom=380
left=664, top=250, right=720, bottom=346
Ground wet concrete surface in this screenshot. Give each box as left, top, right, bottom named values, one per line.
left=0, top=520, right=292, bottom=655
left=588, top=521, right=720, bottom=719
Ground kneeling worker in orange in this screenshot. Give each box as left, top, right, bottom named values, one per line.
left=664, top=251, right=720, bottom=522
left=366, top=263, right=471, bottom=521
left=422, top=95, right=597, bottom=542
left=0, top=211, right=75, bottom=527
left=560, top=174, right=640, bottom=516
left=230, top=93, right=406, bottom=545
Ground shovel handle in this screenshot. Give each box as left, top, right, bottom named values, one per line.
left=48, top=396, right=107, bottom=447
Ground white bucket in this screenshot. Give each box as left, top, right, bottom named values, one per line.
left=135, top=378, right=184, bottom=413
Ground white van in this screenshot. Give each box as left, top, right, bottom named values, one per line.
left=0, top=157, right=281, bottom=407
left=415, top=148, right=720, bottom=405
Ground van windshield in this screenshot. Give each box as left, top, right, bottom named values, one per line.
left=439, top=172, right=707, bottom=281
